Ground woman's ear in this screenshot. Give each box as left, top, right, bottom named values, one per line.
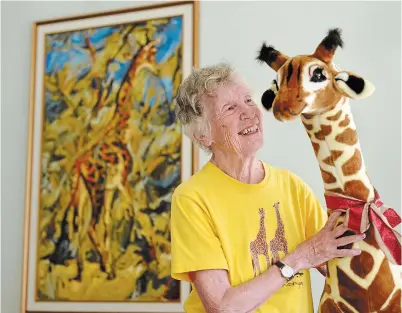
left=194, top=130, right=212, bottom=148
left=334, top=71, right=375, bottom=100
left=261, top=80, right=278, bottom=111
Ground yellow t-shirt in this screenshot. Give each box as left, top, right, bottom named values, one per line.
left=171, top=161, right=327, bottom=313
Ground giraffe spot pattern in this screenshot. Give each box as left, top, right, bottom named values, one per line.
left=337, top=266, right=369, bottom=312
left=320, top=167, right=337, bottom=184
left=302, top=113, right=314, bottom=120
left=350, top=251, right=374, bottom=279
left=379, top=289, right=401, bottom=313
left=269, top=202, right=288, bottom=264
left=339, top=114, right=351, bottom=127
left=341, top=148, right=363, bottom=176
left=368, top=258, right=396, bottom=310
left=343, top=180, right=370, bottom=201
left=249, top=203, right=289, bottom=276
left=325, top=223, right=401, bottom=312
left=326, top=261, right=330, bottom=278
left=335, top=128, right=358, bottom=145
left=337, top=302, right=354, bottom=313
left=312, top=142, right=320, bottom=156
left=303, top=121, right=313, bottom=131
left=327, top=187, right=344, bottom=194
left=327, top=110, right=343, bottom=121
left=365, top=225, right=381, bottom=249
left=324, top=283, right=332, bottom=294
left=250, top=208, right=270, bottom=277
left=320, top=298, right=343, bottom=313
left=314, top=125, right=332, bottom=140
left=323, top=150, right=343, bottom=166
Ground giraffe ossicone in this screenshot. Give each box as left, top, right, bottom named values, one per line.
left=256, top=28, right=402, bottom=313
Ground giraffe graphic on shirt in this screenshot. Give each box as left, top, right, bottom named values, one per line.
left=249, top=208, right=270, bottom=277
left=269, top=202, right=288, bottom=264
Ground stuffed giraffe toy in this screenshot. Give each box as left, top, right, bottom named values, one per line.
left=256, top=28, right=402, bottom=313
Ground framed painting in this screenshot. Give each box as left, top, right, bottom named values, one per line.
left=22, top=1, right=199, bottom=312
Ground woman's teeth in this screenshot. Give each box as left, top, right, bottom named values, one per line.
left=239, top=125, right=258, bottom=135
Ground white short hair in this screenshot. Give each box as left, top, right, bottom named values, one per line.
left=175, top=62, right=235, bottom=153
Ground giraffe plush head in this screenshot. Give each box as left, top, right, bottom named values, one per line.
left=256, top=28, right=375, bottom=121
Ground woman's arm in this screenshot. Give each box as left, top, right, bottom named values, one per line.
left=190, top=212, right=365, bottom=313
left=190, top=251, right=301, bottom=313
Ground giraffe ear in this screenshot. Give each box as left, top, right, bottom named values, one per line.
left=313, top=28, right=344, bottom=64
left=334, top=71, right=375, bottom=100
left=256, top=43, right=289, bottom=72
left=261, top=80, right=279, bottom=111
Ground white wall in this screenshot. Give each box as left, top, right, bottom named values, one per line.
left=2, top=1, right=400, bottom=313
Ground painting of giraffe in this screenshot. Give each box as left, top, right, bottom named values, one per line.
left=269, top=202, right=288, bottom=264
left=250, top=208, right=270, bottom=277
left=256, top=28, right=402, bottom=313
left=22, top=3, right=198, bottom=311
left=36, top=29, right=182, bottom=301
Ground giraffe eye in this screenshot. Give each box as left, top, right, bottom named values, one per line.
left=310, top=67, right=327, bottom=83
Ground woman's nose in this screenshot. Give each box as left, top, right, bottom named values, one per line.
left=240, top=107, right=256, bottom=120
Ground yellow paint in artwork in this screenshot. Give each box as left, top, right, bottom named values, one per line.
left=38, top=16, right=183, bottom=302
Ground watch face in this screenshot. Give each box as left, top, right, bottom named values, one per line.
left=282, top=265, right=294, bottom=278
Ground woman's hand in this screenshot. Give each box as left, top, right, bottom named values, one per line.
left=285, top=211, right=365, bottom=272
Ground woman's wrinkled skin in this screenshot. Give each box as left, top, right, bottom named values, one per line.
left=196, top=75, right=265, bottom=184
left=188, top=75, right=365, bottom=313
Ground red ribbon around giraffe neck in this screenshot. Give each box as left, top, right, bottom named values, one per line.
left=324, top=189, right=401, bottom=265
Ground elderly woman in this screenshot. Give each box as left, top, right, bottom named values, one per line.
left=170, top=63, right=364, bottom=313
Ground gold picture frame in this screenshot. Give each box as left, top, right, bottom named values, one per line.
left=22, top=1, right=199, bottom=312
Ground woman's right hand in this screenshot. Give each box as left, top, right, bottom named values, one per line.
left=286, top=211, right=366, bottom=272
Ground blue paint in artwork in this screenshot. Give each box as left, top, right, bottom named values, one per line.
left=147, top=166, right=180, bottom=188
left=149, top=95, right=156, bottom=107
left=141, top=74, right=167, bottom=108
left=155, top=16, right=182, bottom=64
left=70, top=32, right=85, bottom=46
left=44, top=90, right=68, bottom=123
left=90, top=27, right=116, bottom=44
left=45, top=26, right=119, bottom=74
left=160, top=78, right=173, bottom=103
left=45, top=50, right=70, bottom=73
left=77, top=67, right=91, bottom=81
left=69, top=27, right=117, bottom=49
left=106, top=60, right=131, bottom=84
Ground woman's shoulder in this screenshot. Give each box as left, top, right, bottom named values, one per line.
left=172, top=162, right=215, bottom=198
left=262, top=162, right=308, bottom=187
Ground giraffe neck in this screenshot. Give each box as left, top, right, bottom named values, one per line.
left=301, top=97, right=375, bottom=202
left=274, top=208, right=283, bottom=230
left=259, top=218, right=266, bottom=235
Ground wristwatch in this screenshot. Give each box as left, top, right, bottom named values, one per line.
left=274, top=261, right=295, bottom=281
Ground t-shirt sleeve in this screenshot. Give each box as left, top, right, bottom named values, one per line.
left=170, top=192, right=228, bottom=282
left=302, top=183, right=328, bottom=240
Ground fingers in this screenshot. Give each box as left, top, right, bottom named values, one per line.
left=335, top=233, right=365, bottom=248
left=332, top=223, right=349, bottom=238
left=336, top=248, right=362, bottom=258
left=324, top=211, right=342, bottom=230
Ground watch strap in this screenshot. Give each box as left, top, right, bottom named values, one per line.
left=274, top=261, right=294, bottom=281
left=275, top=261, right=285, bottom=269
